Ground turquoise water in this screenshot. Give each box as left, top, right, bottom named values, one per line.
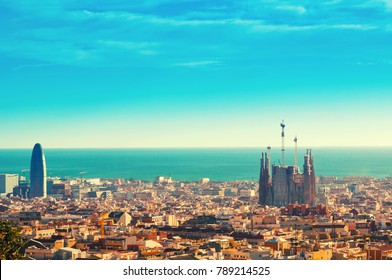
left=0, top=148, right=391, bottom=181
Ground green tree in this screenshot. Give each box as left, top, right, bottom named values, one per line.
left=0, top=220, right=25, bottom=260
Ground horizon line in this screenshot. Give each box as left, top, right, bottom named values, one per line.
left=1, top=145, right=392, bottom=150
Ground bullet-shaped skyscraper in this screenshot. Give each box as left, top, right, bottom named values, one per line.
left=30, top=143, right=47, bottom=198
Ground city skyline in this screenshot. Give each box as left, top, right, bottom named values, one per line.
left=1, top=1, right=392, bottom=148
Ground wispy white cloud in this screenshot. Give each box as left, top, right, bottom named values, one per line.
left=81, top=10, right=262, bottom=27
left=79, top=9, right=379, bottom=32
left=0, top=0, right=389, bottom=70
left=148, top=17, right=228, bottom=26
left=174, top=60, right=221, bottom=68
left=356, top=61, right=374, bottom=66
left=251, top=23, right=378, bottom=32
left=379, top=0, right=392, bottom=9
left=323, top=0, right=342, bottom=5
left=251, top=24, right=313, bottom=32
left=361, top=0, right=392, bottom=11
left=77, top=10, right=143, bottom=21
left=328, top=24, right=378, bottom=30
left=276, top=5, right=307, bottom=15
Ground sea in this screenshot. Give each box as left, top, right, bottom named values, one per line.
left=0, top=147, right=391, bottom=181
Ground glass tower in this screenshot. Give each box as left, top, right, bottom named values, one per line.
left=30, top=143, right=47, bottom=198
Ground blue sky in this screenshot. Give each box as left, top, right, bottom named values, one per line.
left=0, top=0, right=392, bottom=148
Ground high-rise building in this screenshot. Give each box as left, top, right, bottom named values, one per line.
left=0, top=174, right=19, bottom=195
left=30, top=143, right=47, bottom=198
left=258, top=152, right=272, bottom=205
left=259, top=123, right=316, bottom=207
left=303, top=149, right=316, bottom=204
left=259, top=150, right=316, bottom=207
left=13, top=184, right=30, bottom=199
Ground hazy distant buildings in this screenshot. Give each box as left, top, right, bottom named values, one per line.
left=199, top=178, right=210, bottom=184
left=0, top=174, right=19, bottom=195
left=51, top=183, right=71, bottom=198
left=30, top=143, right=47, bottom=198
left=155, top=176, right=172, bottom=184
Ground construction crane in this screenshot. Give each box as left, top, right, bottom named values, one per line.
left=21, top=169, right=29, bottom=183
left=267, top=146, right=271, bottom=169
left=294, top=136, right=298, bottom=167
left=80, top=171, right=87, bottom=183
left=280, top=120, right=285, bottom=166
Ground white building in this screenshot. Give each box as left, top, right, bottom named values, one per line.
left=199, top=178, right=210, bottom=184
left=0, top=174, right=19, bottom=195
left=155, top=176, right=172, bottom=184
left=166, top=214, right=179, bottom=227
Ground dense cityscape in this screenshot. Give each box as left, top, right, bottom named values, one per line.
left=1, top=124, right=391, bottom=260
left=1, top=6, right=391, bottom=280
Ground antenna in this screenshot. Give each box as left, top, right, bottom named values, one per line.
left=294, top=136, right=298, bottom=167
left=280, top=120, right=285, bottom=166
left=267, top=146, right=271, bottom=157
